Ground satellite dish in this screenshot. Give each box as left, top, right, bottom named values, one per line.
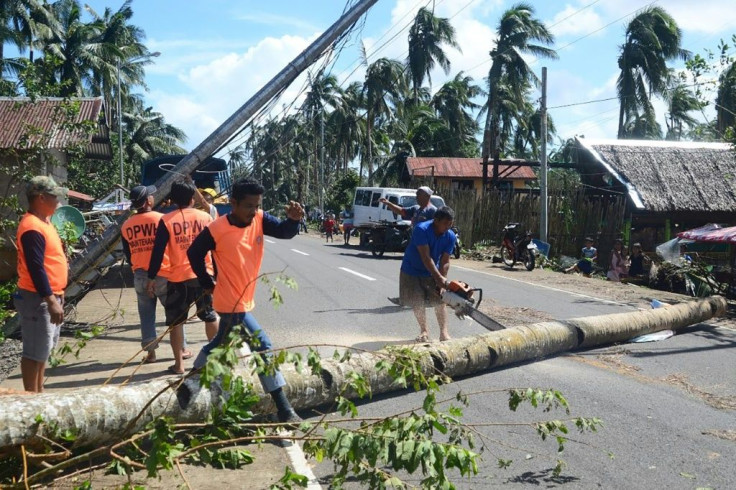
left=51, top=205, right=86, bottom=240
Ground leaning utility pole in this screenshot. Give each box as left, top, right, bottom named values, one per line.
left=540, top=67, right=548, bottom=242
left=67, top=0, right=379, bottom=288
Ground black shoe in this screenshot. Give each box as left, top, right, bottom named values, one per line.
left=277, top=409, right=303, bottom=425
left=388, top=297, right=402, bottom=307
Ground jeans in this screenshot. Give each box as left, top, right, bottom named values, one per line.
left=133, top=269, right=172, bottom=351
left=193, top=311, right=285, bottom=393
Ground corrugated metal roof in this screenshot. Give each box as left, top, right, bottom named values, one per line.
left=407, top=157, right=536, bottom=180
left=0, top=97, right=111, bottom=159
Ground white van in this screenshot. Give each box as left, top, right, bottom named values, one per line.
left=352, top=187, right=446, bottom=228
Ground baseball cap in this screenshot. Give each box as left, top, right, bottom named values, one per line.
left=129, top=185, right=156, bottom=208
left=201, top=188, right=217, bottom=198
left=417, top=186, right=433, bottom=196
left=26, top=176, right=67, bottom=199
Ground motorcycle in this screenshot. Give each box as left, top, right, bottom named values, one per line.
left=500, top=223, right=536, bottom=271
left=451, top=226, right=462, bottom=259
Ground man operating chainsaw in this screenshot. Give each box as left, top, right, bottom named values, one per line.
left=392, top=206, right=456, bottom=343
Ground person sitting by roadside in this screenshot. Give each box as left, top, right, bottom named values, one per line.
left=628, top=242, right=651, bottom=278
left=566, top=237, right=597, bottom=277
left=606, top=238, right=628, bottom=282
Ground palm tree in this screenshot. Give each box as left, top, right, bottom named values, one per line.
left=406, top=6, right=459, bottom=101
left=716, top=61, right=736, bottom=138
left=329, top=81, right=363, bottom=173
left=37, top=0, right=99, bottom=95
left=362, top=57, right=406, bottom=184
left=616, top=6, right=689, bottom=139
left=0, top=0, right=53, bottom=78
left=431, top=72, right=482, bottom=157
left=302, top=71, right=340, bottom=206
left=663, top=73, right=701, bottom=140
left=482, top=3, right=556, bottom=185
left=123, top=105, right=186, bottom=186
left=84, top=1, right=149, bottom=126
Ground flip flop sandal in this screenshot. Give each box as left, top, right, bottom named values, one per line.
left=415, top=334, right=430, bottom=343
left=142, top=354, right=158, bottom=364
left=168, top=365, right=185, bottom=375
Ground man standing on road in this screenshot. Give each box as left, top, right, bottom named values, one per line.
left=147, top=180, right=218, bottom=375
left=393, top=206, right=456, bottom=343
left=188, top=178, right=304, bottom=423
left=121, top=184, right=172, bottom=363
left=379, top=186, right=436, bottom=225
left=15, top=176, right=68, bottom=392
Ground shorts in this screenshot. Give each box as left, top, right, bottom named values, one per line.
left=577, top=259, right=593, bottom=274
left=399, top=271, right=443, bottom=307
left=164, top=279, right=217, bottom=325
left=14, top=289, right=62, bottom=362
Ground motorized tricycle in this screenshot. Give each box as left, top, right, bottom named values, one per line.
left=368, top=221, right=412, bottom=257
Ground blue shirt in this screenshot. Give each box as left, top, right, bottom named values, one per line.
left=581, top=246, right=597, bottom=259
left=401, top=220, right=456, bottom=277
left=404, top=204, right=436, bottom=225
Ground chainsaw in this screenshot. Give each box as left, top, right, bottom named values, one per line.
left=440, top=280, right=506, bottom=331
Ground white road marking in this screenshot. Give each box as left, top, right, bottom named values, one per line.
left=453, top=265, right=632, bottom=307
left=265, top=239, right=275, bottom=244
left=339, top=267, right=377, bottom=281
left=282, top=436, right=321, bottom=489
left=291, top=249, right=310, bottom=256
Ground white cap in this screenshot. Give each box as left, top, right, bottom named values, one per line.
left=417, top=186, right=433, bottom=196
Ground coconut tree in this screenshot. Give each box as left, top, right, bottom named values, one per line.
left=616, top=6, right=689, bottom=139
left=122, top=104, right=186, bottom=186
left=362, top=57, right=407, bottom=184
left=302, top=71, right=341, bottom=206
left=715, top=61, right=736, bottom=138
left=431, top=72, right=482, bottom=157
left=663, top=74, right=701, bottom=140
left=482, top=3, right=556, bottom=185
left=329, top=81, right=364, bottom=173
left=406, top=6, right=459, bottom=101
left=83, top=1, right=150, bottom=128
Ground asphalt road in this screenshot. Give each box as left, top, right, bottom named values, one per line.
left=255, top=234, right=735, bottom=489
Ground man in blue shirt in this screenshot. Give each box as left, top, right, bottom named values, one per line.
left=395, top=206, right=456, bottom=343
left=379, top=186, right=436, bottom=225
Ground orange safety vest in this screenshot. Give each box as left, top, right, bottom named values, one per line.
left=209, top=210, right=264, bottom=313
left=161, top=207, right=213, bottom=283
left=121, top=211, right=171, bottom=276
left=17, top=213, right=68, bottom=295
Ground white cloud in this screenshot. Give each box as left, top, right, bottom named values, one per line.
left=548, top=2, right=605, bottom=38
left=149, top=33, right=317, bottom=150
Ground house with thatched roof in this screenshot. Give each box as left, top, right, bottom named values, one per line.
left=574, top=137, right=736, bottom=248
left=405, top=156, right=536, bottom=192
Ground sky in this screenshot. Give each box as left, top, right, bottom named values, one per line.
left=78, top=0, right=736, bottom=155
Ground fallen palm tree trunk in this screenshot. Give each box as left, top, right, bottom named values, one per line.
left=0, top=296, right=726, bottom=450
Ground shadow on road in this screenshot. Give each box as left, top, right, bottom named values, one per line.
left=335, top=251, right=403, bottom=260
left=313, top=305, right=405, bottom=315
